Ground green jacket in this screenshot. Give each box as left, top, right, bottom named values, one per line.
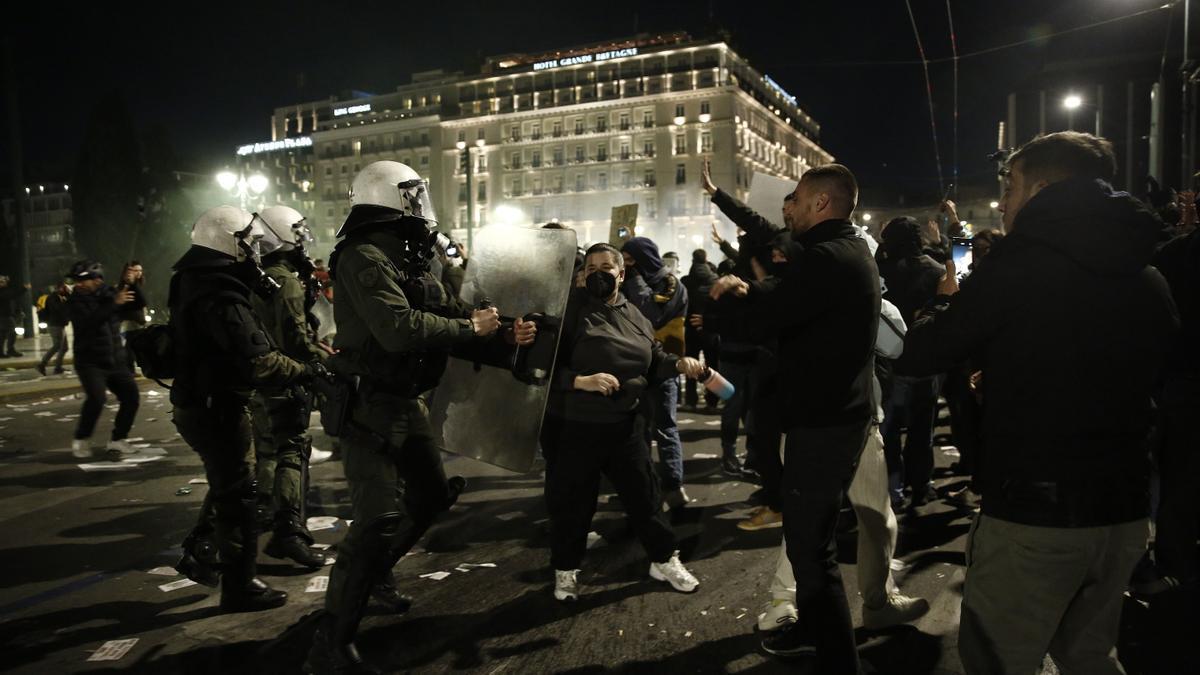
left=330, top=228, right=477, bottom=393
left=253, top=257, right=327, bottom=364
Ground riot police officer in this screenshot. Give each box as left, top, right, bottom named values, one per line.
left=304, top=161, right=535, bottom=673
left=170, top=205, right=325, bottom=612
left=250, top=205, right=331, bottom=569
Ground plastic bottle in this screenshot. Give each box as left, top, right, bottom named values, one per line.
left=698, top=366, right=735, bottom=401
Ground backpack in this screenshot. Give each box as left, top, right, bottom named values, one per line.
left=125, top=323, right=175, bottom=383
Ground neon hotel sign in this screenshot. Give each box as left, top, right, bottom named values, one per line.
left=533, top=47, right=639, bottom=71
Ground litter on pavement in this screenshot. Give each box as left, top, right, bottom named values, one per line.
left=87, top=638, right=139, bottom=662
left=158, top=578, right=198, bottom=592
left=419, top=571, right=451, bottom=581
left=306, top=576, right=329, bottom=593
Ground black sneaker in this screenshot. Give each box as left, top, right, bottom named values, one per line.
left=761, top=623, right=817, bottom=657
left=36, top=363, right=47, bottom=376
left=910, top=485, right=938, bottom=507
left=722, top=455, right=743, bottom=476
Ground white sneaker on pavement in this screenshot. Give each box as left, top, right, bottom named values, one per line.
left=757, top=598, right=798, bottom=632
left=554, top=569, right=580, bottom=601
left=862, top=593, right=930, bottom=630
left=71, top=439, right=91, bottom=459
left=105, top=439, right=139, bottom=461
left=649, top=551, right=699, bottom=593
left=309, top=446, right=333, bottom=465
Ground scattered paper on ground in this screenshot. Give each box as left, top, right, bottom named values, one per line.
left=79, top=463, right=138, bottom=472
left=419, top=571, right=451, bottom=581
left=458, top=562, right=496, bottom=569
left=311, top=543, right=331, bottom=550
left=693, top=453, right=719, bottom=459
left=677, top=418, right=695, bottom=424
left=307, top=516, right=338, bottom=531
left=34, top=411, right=54, bottom=417
left=495, top=511, right=524, bottom=521
left=158, top=579, right=198, bottom=592
left=586, top=531, right=604, bottom=549
left=146, top=567, right=178, bottom=576
left=306, top=576, right=329, bottom=593
left=188, top=478, right=207, bottom=485
left=704, top=420, right=721, bottom=426
left=121, top=456, right=164, bottom=464
left=87, top=638, right=138, bottom=662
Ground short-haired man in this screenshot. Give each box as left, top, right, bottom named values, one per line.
left=902, top=131, right=1179, bottom=673
left=712, top=163, right=881, bottom=671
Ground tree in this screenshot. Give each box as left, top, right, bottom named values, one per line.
left=72, top=90, right=142, bottom=276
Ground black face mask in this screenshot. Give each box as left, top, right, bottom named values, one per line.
left=234, top=259, right=280, bottom=299
left=585, top=270, right=618, bottom=300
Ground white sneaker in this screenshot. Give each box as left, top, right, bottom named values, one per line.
left=649, top=551, right=699, bottom=593
left=105, top=439, right=139, bottom=461
left=309, top=446, right=333, bottom=465
left=757, top=598, right=798, bottom=632
left=862, top=593, right=930, bottom=630
left=554, top=569, right=580, bottom=601
left=71, top=439, right=92, bottom=459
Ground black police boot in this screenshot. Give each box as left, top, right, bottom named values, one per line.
left=265, top=514, right=328, bottom=568
left=369, top=572, right=413, bottom=614
left=304, top=612, right=381, bottom=675
left=175, top=531, right=221, bottom=588
left=220, top=500, right=288, bottom=612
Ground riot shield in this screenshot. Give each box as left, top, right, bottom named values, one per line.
left=429, top=226, right=577, bottom=472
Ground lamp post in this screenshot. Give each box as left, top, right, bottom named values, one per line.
left=216, top=170, right=269, bottom=211
left=1061, top=93, right=1101, bottom=136
left=456, top=138, right=486, bottom=251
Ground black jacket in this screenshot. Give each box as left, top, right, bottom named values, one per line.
left=1153, top=229, right=1200, bottom=379
left=549, top=287, right=679, bottom=422
left=903, top=178, right=1180, bottom=527
left=0, top=286, right=24, bottom=321
left=710, top=189, right=788, bottom=346
left=168, top=249, right=306, bottom=406
left=40, top=292, right=71, bottom=327
left=68, top=286, right=126, bottom=369
left=681, top=261, right=718, bottom=317
left=115, top=284, right=148, bottom=327
left=741, top=218, right=880, bottom=429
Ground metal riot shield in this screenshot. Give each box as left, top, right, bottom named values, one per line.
left=429, top=226, right=577, bottom=472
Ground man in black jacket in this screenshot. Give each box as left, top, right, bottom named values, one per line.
left=713, top=163, right=879, bottom=672
left=66, top=261, right=141, bottom=460
left=876, top=217, right=946, bottom=507
left=37, top=283, right=71, bottom=375
left=681, top=249, right=719, bottom=410
left=902, top=132, right=1179, bottom=673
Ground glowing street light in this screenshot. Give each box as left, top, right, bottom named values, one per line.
left=862, top=213, right=873, bottom=222
left=1062, top=94, right=1083, bottom=110
left=215, top=170, right=269, bottom=209
left=989, top=200, right=1000, bottom=209
left=216, top=171, right=237, bottom=191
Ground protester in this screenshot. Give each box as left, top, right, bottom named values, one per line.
left=1145, top=213, right=1199, bottom=595
left=758, top=278, right=929, bottom=635
left=701, top=159, right=788, bottom=523
left=620, top=236, right=691, bottom=508
left=681, top=249, right=720, bottom=410
left=876, top=216, right=946, bottom=508
left=0, top=275, right=26, bottom=357
left=36, top=282, right=71, bottom=376
left=544, top=242, right=703, bottom=602
left=116, top=261, right=148, bottom=374
left=65, top=261, right=141, bottom=461
left=901, top=132, right=1179, bottom=673
left=712, top=163, right=880, bottom=671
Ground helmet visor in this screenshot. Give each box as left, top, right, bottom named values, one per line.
left=292, top=218, right=315, bottom=250
left=399, top=179, right=438, bottom=226
left=237, top=215, right=267, bottom=262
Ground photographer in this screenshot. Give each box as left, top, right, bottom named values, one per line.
left=543, top=243, right=703, bottom=603
left=116, top=261, right=148, bottom=374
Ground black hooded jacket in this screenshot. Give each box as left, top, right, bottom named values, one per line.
left=68, top=285, right=126, bottom=369
left=903, top=178, right=1180, bottom=527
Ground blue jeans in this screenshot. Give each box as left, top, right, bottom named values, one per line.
left=881, top=374, right=940, bottom=499
left=646, top=377, right=684, bottom=490
left=719, top=354, right=756, bottom=457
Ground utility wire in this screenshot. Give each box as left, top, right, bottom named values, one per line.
left=946, top=0, right=960, bottom=198
left=906, top=0, right=945, bottom=194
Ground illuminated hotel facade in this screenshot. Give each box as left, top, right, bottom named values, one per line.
left=239, top=33, right=833, bottom=254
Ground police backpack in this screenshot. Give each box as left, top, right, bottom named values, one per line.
left=126, top=323, right=176, bottom=382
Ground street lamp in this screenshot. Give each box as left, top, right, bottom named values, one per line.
left=989, top=200, right=1000, bottom=209
left=215, top=170, right=269, bottom=210
left=456, top=138, right=486, bottom=251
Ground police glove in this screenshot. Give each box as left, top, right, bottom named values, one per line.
left=301, top=360, right=334, bottom=384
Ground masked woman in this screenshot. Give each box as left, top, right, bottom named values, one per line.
left=542, top=242, right=705, bottom=602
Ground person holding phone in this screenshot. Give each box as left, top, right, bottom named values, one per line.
left=116, top=261, right=148, bottom=374
left=543, top=242, right=704, bottom=603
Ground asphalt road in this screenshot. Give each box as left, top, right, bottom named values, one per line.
left=0, top=382, right=1189, bottom=674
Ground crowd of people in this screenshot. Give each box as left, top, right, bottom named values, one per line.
left=1, top=127, right=1195, bottom=674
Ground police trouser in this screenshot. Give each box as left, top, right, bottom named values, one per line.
left=324, top=394, right=456, bottom=625
left=251, top=387, right=313, bottom=535
left=174, top=401, right=260, bottom=582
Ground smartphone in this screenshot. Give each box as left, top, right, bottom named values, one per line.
left=617, top=226, right=630, bottom=238
left=951, top=237, right=973, bottom=282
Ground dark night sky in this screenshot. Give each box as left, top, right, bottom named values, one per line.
left=1, top=0, right=1187, bottom=204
